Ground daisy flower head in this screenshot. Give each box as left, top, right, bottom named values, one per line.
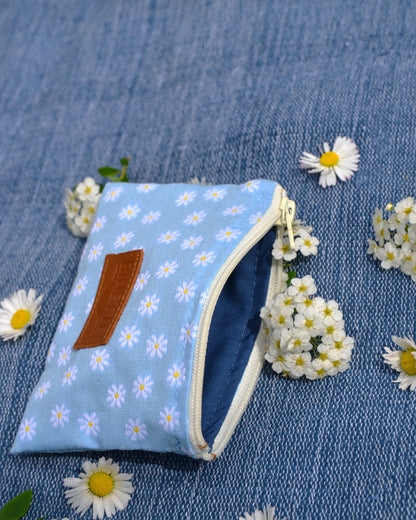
left=63, top=457, right=134, bottom=519
left=18, top=417, right=36, bottom=441
left=300, top=137, right=360, bottom=188
left=239, top=505, right=278, bottom=520
left=125, top=418, right=148, bottom=441
left=383, top=335, right=416, bottom=390
left=159, top=406, right=179, bottom=431
left=0, top=289, right=43, bottom=341
left=50, top=404, right=70, bottom=427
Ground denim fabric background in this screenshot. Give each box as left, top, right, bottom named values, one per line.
left=1, top=1, right=415, bottom=519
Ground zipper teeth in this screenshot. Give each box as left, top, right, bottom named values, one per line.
left=188, top=185, right=285, bottom=458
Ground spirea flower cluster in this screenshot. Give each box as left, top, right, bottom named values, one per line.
left=64, top=177, right=101, bottom=237
left=260, top=275, right=354, bottom=379
left=367, top=197, right=416, bottom=281
left=273, top=220, right=319, bottom=262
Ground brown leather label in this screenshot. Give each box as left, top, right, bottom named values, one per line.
left=73, top=249, right=144, bottom=350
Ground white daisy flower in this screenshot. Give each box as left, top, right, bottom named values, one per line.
left=78, top=412, right=100, bottom=436
left=106, top=384, right=126, bottom=408
left=46, top=342, right=56, bottom=363
left=167, top=363, right=186, bottom=387
left=104, top=186, right=123, bottom=202
left=176, top=191, right=196, bottom=206
left=138, top=294, right=160, bottom=316
left=294, top=231, right=319, bottom=256
left=383, top=336, right=416, bottom=390
left=183, top=210, right=207, bottom=226
left=294, top=309, right=323, bottom=337
left=137, top=183, right=157, bottom=193
left=62, top=365, right=78, bottom=386
left=295, top=295, right=325, bottom=315
left=394, top=197, right=416, bottom=224
left=114, top=231, right=134, bottom=249
left=241, top=180, right=260, bottom=192
left=75, top=177, right=100, bottom=202
left=189, top=176, right=211, bottom=185
left=159, top=406, right=179, bottom=431
left=145, top=334, right=167, bottom=358
left=216, top=227, right=241, bottom=242
left=58, top=312, right=74, bottom=332
left=34, top=380, right=51, bottom=399
left=91, top=216, right=107, bottom=233
left=300, top=136, right=360, bottom=188
left=272, top=236, right=297, bottom=261
left=180, top=235, right=203, bottom=250
left=249, top=212, right=263, bottom=224
left=132, top=375, right=154, bottom=398
left=175, top=281, right=196, bottom=303
left=50, top=404, right=70, bottom=428
left=239, top=505, right=278, bottom=520
left=280, top=327, right=311, bottom=352
left=180, top=322, right=197, bottom=345
left=141, top=210, right=161, bottom=224
left=58, top=345, right=72, bottom=367
left=88, top=243, right=104, bottom=262
left=18, top=417, right=36, bottom=441
left=118, top=325, right=140, bottom=348
left=64, top=457, right=134, bottom=519
left=156, top=260, right=179, bottom=279
left=157, top=230, right=181, bottom=244
left=375, top=242, right=403, bottom=269
left=193, top=251, right=216, bottom=267
left=222, top=204, right=246, bottom=216
left=203, top=187, right=227, bottom=201
left=74, top=210, right=96, bottom=236
left=134, top=270, right=150, bottom=291
left=321, top=300, right=343, bottom=325
left=287, top=276, right=317, bottom=302
left=0, top=289, right=43, bottom=341
left=119, top=204, right=140, bottom=221
left=73, top=276, right=88, bottom=296
left=125, top=418, right=148, bottom=441
left=319, top=333, right=354, bottom=362
left=90, top=348, right=110, bottom=371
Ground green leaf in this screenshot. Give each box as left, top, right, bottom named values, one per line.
left=0, top=490, right=32, bottom=520
left=286, top=270, right=297, bottom=287
left=98, top=166, right=120, bottom=177
left=120, top=157, right=129, bottom=166
left=36, top=517, right=45, bottom=520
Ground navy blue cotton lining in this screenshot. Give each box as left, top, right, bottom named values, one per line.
left=201, top=227, right=276, bottom=446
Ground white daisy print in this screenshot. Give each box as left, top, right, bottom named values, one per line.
left=78, top=412, right=100, bottom=436
left=175, top=281, right=196, bottom=303
left=249, top=212, right=263, bottom=224
left=241, top=180, right=260, bottom=192
left=167, top=363, right=186, bottom=387
left=19, top=417, right=36, bottom=441
left=91, top=216, right=107, bottom=233
left=180, top=235, right=203, bottom=250
left=138, top=294, right=160, bottom=316
left=159, top=406, right=179, bottom=432
left=157, top=230, right=181, bottom=244
left=179, top=322, right=197, bottom=345
left=141, top=210, right=161, bottom=224
left=58, top=313, right=74, bottom=332
left=146, top=334, right=167, bottom=358
left=62, top=365, right=78, bottom=386
left=106, top=384, right=126, bottom=408
left=88, top=243, right=103, bottom=262
left=199, top=291, right=207, bottom=305
left=156, top=260, right=179, bottom=279
left=203, top=187, right=227, bottom=201
left=46, top=342, right=56, bottom=363
left=184, top=210, right=207, bottom=226
left=216, top=227, right=241, bottom=242
left=57, top=345, right=71, bottom=366
left=119, top=204, right=140, bottom=220
left=104, top=186, right=123, bottom=202
left=85, top=300, right=93, bottom=315
left=193, top=251, right=215, bottom=267
left=34, top=380, right=51, bottom=399
left=50, top=404, right=70, bottom=428
left=134, top=270, right=150, bottom=291
left=90, top=348, right=110, bottom=371
left=125, top=418, right=148, bottom=441
left=137, top=183, right=157, bottom=193
left=132, top=375, right=154, bottom=399
left=73, top=276, right=88, bottom=296
left=222, top=204, right=246, bottom=216
left=114, top=231, right=134, bottom=248
left=119, top=325, right=140, bottom=348
left=175, top=191, right=196, bottom=206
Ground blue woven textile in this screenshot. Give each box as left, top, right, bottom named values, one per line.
left=1, top=1, right=416, bottom=518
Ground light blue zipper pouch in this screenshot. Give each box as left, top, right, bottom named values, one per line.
left=12, top=180, right=286, bottom=459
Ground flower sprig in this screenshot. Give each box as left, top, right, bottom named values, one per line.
left=273, top=219, right=319, bottom=262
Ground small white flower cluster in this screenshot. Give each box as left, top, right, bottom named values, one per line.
left=272, top=220, right=319, bottom=262
left=260, top=275, right=354, bottom=380
left=64, top=177, right=101, bottom=237
left=368, top=197, right=416, bottom=281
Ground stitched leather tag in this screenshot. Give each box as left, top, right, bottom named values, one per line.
left=73, top=249, right=144, bottom=350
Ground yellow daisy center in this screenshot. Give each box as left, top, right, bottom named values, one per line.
left=25, top=425, right=30, bottom=432
left=154, top=343, right=159, bottom=349
left=299, top=284, right=307, bottom=292
left=305, top=319, right=313, bottom=328
left=11, top=309, right=31, bottom=330
left=115, top=393, right=119, bottom=399
left=400, top=351, right=416, bottom=376
left=57, top=412, right=62, bottom=418
left=296, top=357, right=304, bottom=366
left=320, top=151, right=339, bottom=168
left=174, top=371, right=180, bottom=378
left=85, top=186, right=91, bottom=194
left=139, top=384, right=145, bottom=390
left=386, top=253, right=394, bottom=261
left=304, top=240, right=311, bottom=247
left=166, top=415, right=172, bottom=422
left=126, top=334, right=131, bottom=340
left=89, top=472, right=114, bottom=497
left=134, top=426, right=139, bottom=433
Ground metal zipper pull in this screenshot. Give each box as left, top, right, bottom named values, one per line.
left=277, top=197, right=296, bottom=249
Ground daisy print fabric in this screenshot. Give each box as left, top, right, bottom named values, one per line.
left=13, top=180, right=282, bottom=457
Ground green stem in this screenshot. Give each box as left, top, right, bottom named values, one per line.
left=119, top=157, right=130, bottom=181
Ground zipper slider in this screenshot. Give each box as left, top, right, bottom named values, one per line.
left=277, top=197, right=296, bottom=249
